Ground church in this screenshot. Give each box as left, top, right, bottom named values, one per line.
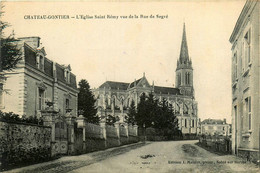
left=93, top=23, right=200, bottom=135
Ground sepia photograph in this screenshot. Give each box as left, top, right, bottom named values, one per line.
left=0, top=0, right=259, bottom=172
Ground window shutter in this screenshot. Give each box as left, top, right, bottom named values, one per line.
left=43, top=90, right=46, bottom=110
left=36, top=88, right=39, bottom=110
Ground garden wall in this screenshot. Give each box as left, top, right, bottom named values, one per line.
left=198, top=135, right=232, bottom=154
left=0, top=121, right=51, bottom=169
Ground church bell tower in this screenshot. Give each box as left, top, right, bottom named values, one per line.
left=175, top=23, right=194, bottom=96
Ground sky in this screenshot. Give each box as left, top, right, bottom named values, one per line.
left=1, top=0, right=246, bottom=123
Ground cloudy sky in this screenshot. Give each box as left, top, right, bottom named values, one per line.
left=2, top=0, right=246, bottom=123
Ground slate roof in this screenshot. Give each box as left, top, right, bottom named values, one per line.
left=201, top=119, right=226, bottom=125
left=23, top=43, right=77, bottom=89
left=154, top=86, right=181, bottom=95
left=99, top=81, right=129, bottom=90
left=128, top=78, right=142, bottom=88
left=98, top=79, right=181, bottom=96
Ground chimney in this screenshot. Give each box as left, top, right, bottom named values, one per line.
left=18, top=37, right=41, bottom=49
left=224, top=118, right=226, bottom=124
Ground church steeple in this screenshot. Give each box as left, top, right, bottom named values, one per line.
left=179, top=23, right=189, bottom=63
left=175, top=23, right=194, bottom=96
left=177, top=23, right=192, bottom=70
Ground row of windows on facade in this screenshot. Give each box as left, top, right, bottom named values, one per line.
left=0, top=85, right=71, bottom=112
left=234, top=96, right=252, bottom=132
left=98, top=96, right=193, bottom=114
left=177, top=72, right=191, bottom=86
left=203, top=126, right=227, bottom=131
left=38, top=88, right=70, bottom=112
left=183, top=119, right=196, bottom=128
left=36, top=55, right=71, bottom=83
left=232, top=28, right=251, bottom=81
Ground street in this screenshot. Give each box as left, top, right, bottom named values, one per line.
left=4, top=140, right=259, bottom=173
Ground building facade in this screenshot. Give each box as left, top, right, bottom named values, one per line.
left=201, top=118, right=230, bottom=136
left=0, top=37, right=79, bottom=117
left=93, top=24, right=200, bottom=135
left=230, top=1, right=260, bottom=160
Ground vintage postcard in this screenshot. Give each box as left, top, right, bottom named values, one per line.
left=0, top=0, right=259, bottom=172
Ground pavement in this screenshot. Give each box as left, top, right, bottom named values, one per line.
left=3, top=140, right=260, bottom=173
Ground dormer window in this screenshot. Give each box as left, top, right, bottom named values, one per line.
left=64, top=69, right=70, bottom=83
left=36, top=55, right=44, bottom=71
left=40, top=56, right=44, bottom=70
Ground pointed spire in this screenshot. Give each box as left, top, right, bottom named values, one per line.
left=179, top=23, right=189, bottom=63
left=143, top=72, right=145, bottom=77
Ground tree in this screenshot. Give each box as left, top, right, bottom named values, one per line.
left=136, top=92, right=158, bottom=128
left=78, top=79, right=99, bottom=124
left=135, top=92, right=181, bottom=139
left=155, top=99, right=181, bottom=138
left=125, top=100, right=136, bottom=125
left=0, top=6, right=22, bottom=73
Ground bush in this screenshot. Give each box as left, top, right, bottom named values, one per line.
left=0, top=111, right=43, bottom=125
left=1, top=146, right=51, bottom=170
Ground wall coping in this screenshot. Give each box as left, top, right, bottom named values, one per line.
left=238, top=147, right=259, bottom=152
left=0, top=120, right=51, bottom=128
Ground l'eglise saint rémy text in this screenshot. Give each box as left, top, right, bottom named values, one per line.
left=23, top=15, right=108, bottom=20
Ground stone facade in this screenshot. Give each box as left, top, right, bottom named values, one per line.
left=0, top=37, right=79, bottom=118
left=201, top=118, right=230, bottom=136
left=93, top=23, right=199, bottom=135
left=230, top=0, right=260, bottom=161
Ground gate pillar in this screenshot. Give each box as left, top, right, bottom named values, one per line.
left=41, top=108, right=59, bottom=157
left=77, top=115, right=86, bottom=153
left=66, top=112, right=76, bottom=155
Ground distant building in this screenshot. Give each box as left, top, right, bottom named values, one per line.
left=0, top=37, right=79, bottom=117
left=201, top=118, right=230, bottom=136
left=93, top=23, right=200, bottom=135
left=230, top=0, right=260, bottom=161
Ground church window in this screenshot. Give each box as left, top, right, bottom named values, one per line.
left=178, top=73, right=181, bottom=86
left=185, top=72, right=190, bottom=85
left=65, top=98, right=70, bottom=110
left=183, top=104, right=188, bottom=114
left=184, top=119, right=187, bottom=128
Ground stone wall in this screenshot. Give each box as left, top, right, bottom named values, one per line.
left=0, top=115, right=139, bottom=170
left=199, top=135, right=232, bottom=154
left=238, top=149, right=259, bottom=163
left=0, top=121, right=52, bottom=169
left=74, top=128, right=83, bottom=155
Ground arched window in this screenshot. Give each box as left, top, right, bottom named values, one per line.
left=185, top=72, right=190, bottom=85
left=187, top=72, right=190, bottom=85
left=183, top=104, right=189, bottom=114
left=178, top=73, right=181, bottom=86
